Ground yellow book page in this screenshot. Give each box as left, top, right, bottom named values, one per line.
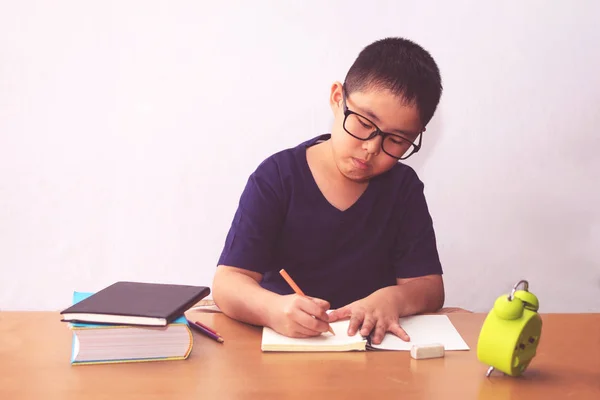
left=261, top=320, right=367, bottom=352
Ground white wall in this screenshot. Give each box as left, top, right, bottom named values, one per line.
left=1, top=0, right=599, bottom=312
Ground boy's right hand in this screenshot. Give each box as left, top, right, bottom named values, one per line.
left=268, top=294, right=331, bottom=338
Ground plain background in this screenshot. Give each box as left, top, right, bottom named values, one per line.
left=1, top=1, right=599, bottom=312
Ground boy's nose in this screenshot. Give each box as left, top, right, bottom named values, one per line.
left=363, top=135, right=382, bottom=156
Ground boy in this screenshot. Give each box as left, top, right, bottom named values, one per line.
left=212, top=37, right=444, bottom=345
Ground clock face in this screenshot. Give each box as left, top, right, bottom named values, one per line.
left=510, top=314, right=542, bottom=374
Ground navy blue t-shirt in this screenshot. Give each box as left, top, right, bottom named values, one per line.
left=217, top=134, right=442, bottom=309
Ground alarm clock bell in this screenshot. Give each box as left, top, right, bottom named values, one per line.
left=477, top=280, right=542, bottom=377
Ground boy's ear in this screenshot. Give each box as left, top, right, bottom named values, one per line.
left=329, top=81, right=344, bottom=111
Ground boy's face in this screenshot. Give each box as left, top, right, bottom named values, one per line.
left=329, top=82, right=423, bottom=183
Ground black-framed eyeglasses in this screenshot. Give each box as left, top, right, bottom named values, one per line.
left=342, top=87, right=422, bottom=160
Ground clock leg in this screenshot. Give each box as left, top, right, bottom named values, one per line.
left=486, top=366, right=495, bottom=377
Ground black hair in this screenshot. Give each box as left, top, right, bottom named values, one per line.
left=344, top=37, right=443, bottom=127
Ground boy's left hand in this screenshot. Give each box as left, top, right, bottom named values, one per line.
left=327, top=287, right=410, bottom=344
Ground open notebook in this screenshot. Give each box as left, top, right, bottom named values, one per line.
left=261, top=315, right=470, bottom=352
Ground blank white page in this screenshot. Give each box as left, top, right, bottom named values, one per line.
left=371, top=315, right=470, bottom=351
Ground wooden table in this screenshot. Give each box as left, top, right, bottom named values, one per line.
left=1, top=311, right=599, bottom=399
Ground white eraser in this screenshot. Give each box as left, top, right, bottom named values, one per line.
left=410, top=343, right=445, bottom=360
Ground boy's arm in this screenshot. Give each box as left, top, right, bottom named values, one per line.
left=328, top=274, right=444, bottom=344
left=212, top=265, right=277, bottom=327
left=212, top=265, right=332, bottom=337
left=394, top=274, right=445, bottom=315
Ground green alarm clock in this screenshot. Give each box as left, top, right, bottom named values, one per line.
left=477, top=280, right=542, bottom=377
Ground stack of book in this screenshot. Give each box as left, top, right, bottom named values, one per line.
left=60, top=281, right=210, bottom=365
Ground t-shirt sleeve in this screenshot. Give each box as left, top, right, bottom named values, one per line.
left=217, top=158, right=285, bottom=274
left=393, top=171, right=443, bottom=279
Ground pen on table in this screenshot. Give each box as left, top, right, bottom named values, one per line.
left=194, top=320, right=221, bottom=336
left=279, top=268, right=336, bottom=336
left=186, top=318, right=224, bottom=343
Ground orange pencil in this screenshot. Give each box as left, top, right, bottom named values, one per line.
left=279, top=269, right=335, bottom=336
